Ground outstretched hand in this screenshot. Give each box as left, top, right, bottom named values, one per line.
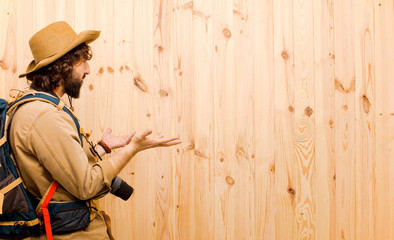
left=130, top=129, right=182, bottom=152
left=101, top=128, right=135, bottom=150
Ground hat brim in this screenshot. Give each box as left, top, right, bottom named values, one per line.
left=19, top=30, right=100, bottom=78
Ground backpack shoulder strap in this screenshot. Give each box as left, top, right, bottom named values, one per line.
left=7, top=93, right=83, bottom=146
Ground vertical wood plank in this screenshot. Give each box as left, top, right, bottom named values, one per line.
left=253, top=0, right=276, bottom=238
left=15, top=0, right=34, bottom=92
left=152, top=0, right=175, bottom=239
left=192, top=0, right=214, bottom=239
left=314, top=0, right=335, bottom=239
left=98, top=1, right=135, bottom=239
left=232, top=0, right=255, bottom=239
left=172, top=0, right=196, bottom=239
left=273, top=0, right=298, bottom=239
left=374, top=1, right=394, bottom=240
left=293, top=0, right=316, bottom=238
left=131, top=1, right=155, bottom=239
left=212, top=0, right=235, bottom=239
left=355, top=0, right=376, bottom=239
left=0, top=0, right=17, bottom=99
left=334, top=0, right=356, bottom=239
left=55, top=0, right=75, bottom=29
left=74, top=0, right=91, bottom=125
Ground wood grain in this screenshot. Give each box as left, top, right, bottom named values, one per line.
left=253, top=0, right=275, bottom=239
left=334, top=0, right=356, bottom=239
left=314, top=0, right=336, bottom=239
left=192, top=0, right=214, bottom=239
left=172, top=0, right=196, bottom=239
left=233, top=0, right=255, bottom=239
left=355, top=0, right=376, bottom=239
left=293, top=0, right=316, bottom=238
left=212, top=0, right=235, bottom=239
left=374, top=1, right=394, bottom=240
left=0, top=0, right=17, bottom=98
left=273, top=0, right=298, bottom=239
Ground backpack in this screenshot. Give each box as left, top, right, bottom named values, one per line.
left=0, top=92, right=89, bottom=239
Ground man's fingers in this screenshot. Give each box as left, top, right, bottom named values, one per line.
left=160, top=136, right=180, bottom=143
left=141, top=129, right=153, bottom=138
left=160, top=139, right=182, bottom=146
left=124, top=132, right=135, bottom=144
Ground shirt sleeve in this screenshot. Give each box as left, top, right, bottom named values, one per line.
left=27, top=107, right=115, bottom=200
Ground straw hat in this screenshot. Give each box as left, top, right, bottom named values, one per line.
left=19, top=21, right=100, bottom=78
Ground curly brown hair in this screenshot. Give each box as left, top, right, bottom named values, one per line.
left=26, top=43, right=92, bottom=92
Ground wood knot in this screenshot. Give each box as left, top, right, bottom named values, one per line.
left=0, top=60, right=8, bottom=70
left=146, top=113, right=151, bottom=117
left=133, top=73, right=149, bottom=92
left=107, top=66, right=114, bottom=73
left=223, top=28, right=232, bottom=38
left=362, top=95, right=371, bottom=114
left=89, top=84, right=94, bottom=91
left=281, top=50, right=289, bottom=60
left=194, top=149, right=208, bottom=159
left=220, top=157, right=224, bottom=162
left=186, top=142, right=195, bottom=150
left=125, top=65, right=130, bottom=70
left=289, top=105, right=294, bottom=113
left=335, top=78, right=355, bottom=93
left=270, top=164, right=275, bottom=174
left=98, top=67, right=104, bottom=74
left=343, top=105, right=348, bottom=111
left=159, top=89, right=169, bottom=97
left=305, top=107, right=313, bottom=117
left=226, top=176, right=235, bottom=185
left=329, top=119, right=334, bottom=128
left=288, top=187, right=296, bottom=196
left=156, top=45, right=164, bottom=53
left=174, top=68, right=183, bottom=77
left=119, top=66, right=124, bottom=73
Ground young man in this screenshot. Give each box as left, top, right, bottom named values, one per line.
left=9, top=21, right=181, bottom=239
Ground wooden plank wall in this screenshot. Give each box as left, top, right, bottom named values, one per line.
left=0, top=0, right=393, bottom=239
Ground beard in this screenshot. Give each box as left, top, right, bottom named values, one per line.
left=64, top=73, right=84, bottom=98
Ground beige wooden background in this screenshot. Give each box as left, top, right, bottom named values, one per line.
left=1, top=0, right=393, bottom=239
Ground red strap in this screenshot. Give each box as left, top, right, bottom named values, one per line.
left=40, top=181, right=59, bottom=240
left=41, top=181, right=59, bottom=209
left=41, top=208, right=53, bottom=240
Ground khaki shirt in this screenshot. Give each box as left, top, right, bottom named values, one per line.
left=8, top=90, right=115, bottom=240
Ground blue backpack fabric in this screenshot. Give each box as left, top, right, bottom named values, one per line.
left=0, top=93, right=84, bottom=238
